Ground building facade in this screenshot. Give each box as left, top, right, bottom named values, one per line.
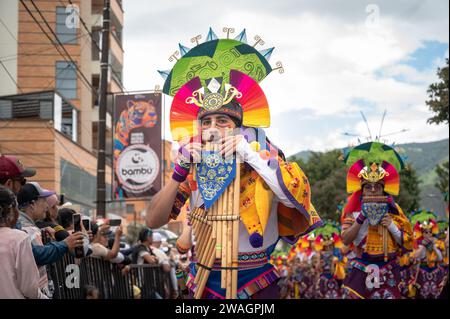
left=0, top=0, right=124, bottom=216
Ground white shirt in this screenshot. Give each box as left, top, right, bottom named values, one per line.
left=0, top=227, right=47, bottom=299
left=151, top=246, right=170, bottom=265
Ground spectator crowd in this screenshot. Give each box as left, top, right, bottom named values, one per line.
left=0, top=155, right=189, bottom=299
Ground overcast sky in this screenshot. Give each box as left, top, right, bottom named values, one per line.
left=122, top=0, right=449, bottom=156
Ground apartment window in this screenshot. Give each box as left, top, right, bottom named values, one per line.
left=56, top=61, right=77, bottom=100
left=56, top=6, right=77, bottom=44
left=61, top=159, right=112, bottom=206
left=0, top=100, right=12, bottom=119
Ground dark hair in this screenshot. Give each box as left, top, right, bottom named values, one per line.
left=108, top=237, right=115, bottom=249
left=91, top=221, right=99, bottom=236
left=57, top=208, right=76, bottom=229
left=82, top=285, right=99, bottom=299
left=198, top=99, right=243, bottom=127
left=138, top=227, right=153, bottom=242
left=0, top=178, right=10, bottom=185
left=0, top=186, right=16, bottom=224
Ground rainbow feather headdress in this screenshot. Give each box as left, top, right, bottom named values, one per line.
left=158, top=28, right=279, bottom=141
left=343, top=141, right=404, bottom=215
left=410, top=209, right=439, bottom=240
left=347, top=159, right=400, bottom=196
left=311, top=220, right=343, bottom=251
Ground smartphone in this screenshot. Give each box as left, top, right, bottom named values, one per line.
left=72, top=214, right=84, bottom=258
left=59, top=194, right=65, bottom=206
left=82, top=219, right=90, bottom=231
left=73, top=213, right=82, bottom=232
left=108, top=219, right=122, bottom=227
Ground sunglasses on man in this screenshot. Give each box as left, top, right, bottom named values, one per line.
left=12, top=178, right=26, bottom=186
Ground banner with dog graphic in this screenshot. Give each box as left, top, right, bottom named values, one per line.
left=113, top=93, right=162, bottom=199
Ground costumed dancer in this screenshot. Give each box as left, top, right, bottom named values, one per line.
left=437, top=218, right=449, bottom=298
left=147, top=28, right=322, bottom=299
left=438, top=192, right=449, bottom=299
left=312, top=221, right=347, bottom=299
left=398, top=249, right=415, bottom=297
left=408, top=210, right=445, bottom=299
left=340, top=142, right=413, bottom=299
left=294, top=233, right=318, bottom=298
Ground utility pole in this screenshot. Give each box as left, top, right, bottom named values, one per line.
left=96, top=0, right=110, bottom=218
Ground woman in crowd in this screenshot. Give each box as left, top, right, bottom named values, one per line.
left=0, top=185, right=47, bottom=299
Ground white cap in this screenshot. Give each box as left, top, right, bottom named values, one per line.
left=152, top=232, right=163, bottom=242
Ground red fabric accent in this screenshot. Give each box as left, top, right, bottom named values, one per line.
left=343, top=191, right=362, bottom=216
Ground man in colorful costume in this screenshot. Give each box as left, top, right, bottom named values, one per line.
left=340, top=142, right=413, bottom=299
left=408, top=210, right=445, bottom=299
left=311, top=221, right=347, bottom=299
left=146, top=28, right=322, bottom=299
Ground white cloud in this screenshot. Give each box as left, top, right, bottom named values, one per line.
left=122, top=0, right=449, bottom=153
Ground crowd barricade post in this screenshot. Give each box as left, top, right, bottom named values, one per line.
left=47, top=254, right=171, bottom=299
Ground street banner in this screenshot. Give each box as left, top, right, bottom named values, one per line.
left=113, top=93, right=162, bottom=199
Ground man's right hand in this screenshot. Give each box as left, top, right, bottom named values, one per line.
left=148, top=255, right=158, bottom=264
left=177, top=139, right=202, bottom=165
left=172, top=141, right=202, bottom=183
left=64, top=232, right=84, bottom=251
left=115, top=225, right=123, bottom=237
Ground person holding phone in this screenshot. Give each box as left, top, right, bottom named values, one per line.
left=132, top=227, right=158, bottom=265
left=90, top=222, right=124, bottom=262
left=36, top=194, right=70, bottom=242
left=16, top=182, right=85, bottom=297
left=0, top=157, right=77, bottom=267
left=57, top=208, right=92, bottom=257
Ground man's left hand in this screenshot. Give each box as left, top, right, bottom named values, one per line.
left=219, top=135, right=244, bottom=158
left=380, top=214, right=393, bottom=228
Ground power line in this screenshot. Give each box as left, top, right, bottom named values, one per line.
left=48, top=123, right=98, bottom=174
left=0, top=17, right=23, bottom=92
left=0, top=32, right=90, bottom=62
left=43, top=32, right=92, bottom=91
left=43, top=63, right=70, bottom=91
left=7, top=1, right=117, bottom=156
left=0, top=16, right=18, bottom=43
left=27, top=0, right=96, bottom=96
left=2, top=13, right=97, bottom=147
left=57, top=0, right=102, bottom=53
left=0, top=11, right=102, bottom=62
left=54, top=2, right=126, bottom=94
left=20, top=0, right=98, bottom=99
left=0, top=60, right=23, bottom=93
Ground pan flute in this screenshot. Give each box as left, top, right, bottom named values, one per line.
left=362, top=195, right=389, bottom=262
left=188, top=142, right=241, bottom=299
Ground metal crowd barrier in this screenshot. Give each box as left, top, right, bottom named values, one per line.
left=47, top=254, right=170, bottom=299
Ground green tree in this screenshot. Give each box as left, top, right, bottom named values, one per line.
left=292, top=152, right=422, bottom=220
left=126, top=222, right=146, bottom=244
left=397, top=163, right=421, bottom=213
left=426, top=59, right=449, bottom=125
left=309, top=166, right=347, bottom=221
left=435, top=161, right=449, bottom=195
left=292, top=150, right=347, bottom=222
